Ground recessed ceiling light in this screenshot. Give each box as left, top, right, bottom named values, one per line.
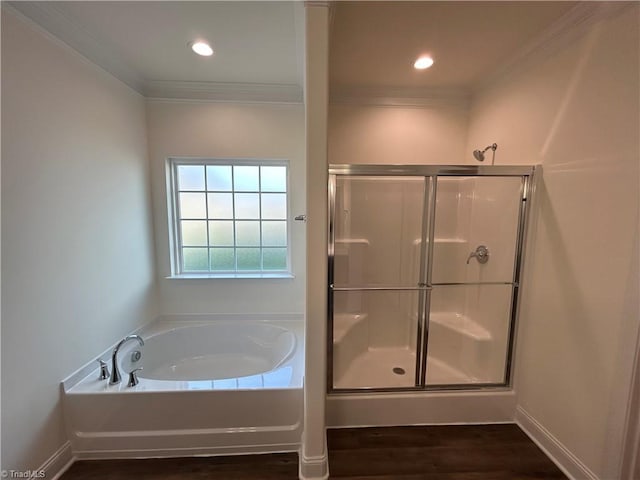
left=414, top=56, right=434, bottom=70
left=190, top=41, right=214, bottom=57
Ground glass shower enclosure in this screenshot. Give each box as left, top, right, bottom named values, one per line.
left=328, top=164, right=535, bottom=392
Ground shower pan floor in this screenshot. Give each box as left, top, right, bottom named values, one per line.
left=334, top=347, right=472, bottom=389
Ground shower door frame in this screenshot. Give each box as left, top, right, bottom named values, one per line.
left=327, top=164, right=537, bottom=394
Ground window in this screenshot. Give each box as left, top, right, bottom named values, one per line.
left=168, top=159, right=290, bottom=276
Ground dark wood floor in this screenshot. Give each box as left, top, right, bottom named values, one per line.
left=328, top=424, right=566, bottom=479
left=61, top=424, right=566, bottom=479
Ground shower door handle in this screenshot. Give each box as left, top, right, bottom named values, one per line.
left=466, top=245, right=490, bottom=264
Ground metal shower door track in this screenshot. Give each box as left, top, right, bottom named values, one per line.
left=328, top=164, right=534, bottom=177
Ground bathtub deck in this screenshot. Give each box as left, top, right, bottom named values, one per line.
left=59, top=424, right=567, bottom=479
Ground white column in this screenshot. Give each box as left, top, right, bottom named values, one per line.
left=301, top=2, right=330, bottom=479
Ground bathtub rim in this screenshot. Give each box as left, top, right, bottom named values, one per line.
left=62, top=313, right=305, bottom=394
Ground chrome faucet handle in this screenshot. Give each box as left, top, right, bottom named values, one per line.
left=97, top=359, right=110, bottom=380
left=127, top=367, right=143, bottom=388
left=467, top=245, right=490, bottom=264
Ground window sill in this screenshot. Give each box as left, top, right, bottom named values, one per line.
left=166, top=273, right=295, bottom=280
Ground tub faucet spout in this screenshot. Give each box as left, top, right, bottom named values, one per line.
left=110, top=335, right=144, bottom=385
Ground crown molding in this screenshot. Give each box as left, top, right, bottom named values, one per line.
left=6, top=1, right=146, bottom=93
left=476, top=2, right=634, bottom=93
left=330, top=85, right=471, bottom=109
left=145, top=81, right=304, bottom=104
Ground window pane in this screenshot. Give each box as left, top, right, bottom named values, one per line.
left=263, top=248, right=287, bottom=270
left=177, top=165, right=205, bottom=190
left=171, top=160, right=290, bottom=275
left=206, top=165, right=232, bottom=191
left=261, top=166, right=286, bottom=192
left=262, top=221, right=286, bottom=246
left=236, top=221, right=260, bottom=246
left=181, top=221, right=207, bottom=246
left=209, top=221, right=234, bottom=246
left=183, top=248, right=208, bottom=271
left=261, top=193, right=287, bottom=219
left=179, top=192, right=206, bottom=219
left=210, top=248, right=235, bottom=270
left=237, top=248, right=261, bottom=270
left=208, top=193, right=233, bottom=219
left=235, top=193, right=260, bottom=219
left=233, top=166, right=259, bottom=191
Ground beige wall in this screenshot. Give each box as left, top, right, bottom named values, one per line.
left=145, top=101, right=306, bottom=315
left=467, top=6, right=639, bottom=478
left=1, top=10, right=157, bottom=471
left=329, top=103, right=470, bottom=165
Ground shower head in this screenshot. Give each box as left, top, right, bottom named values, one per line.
left=473, top=143, right=498, bottom=162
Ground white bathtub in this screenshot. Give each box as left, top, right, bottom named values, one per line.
left=140, top=322, right=297, bottom=383
left=62, top=316, right=304, bottom=459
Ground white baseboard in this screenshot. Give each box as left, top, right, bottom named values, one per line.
left=298, top=451, right=328, bottom=480
left=74, top=442, right=299, bottom=460
left=37, top=441, right=75, bottom=480
left=515, top=406, right=598, bottom=480
left=299, top=436, right=329, bottom=480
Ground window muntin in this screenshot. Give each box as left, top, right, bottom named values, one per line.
left=170, top=159, right=289, bottom=275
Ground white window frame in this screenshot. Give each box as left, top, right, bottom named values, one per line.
left=167, top=157, right=292, bottom=278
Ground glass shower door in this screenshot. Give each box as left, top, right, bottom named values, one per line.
left=328, top=166, right=534, bottom=393
left=330, top=175, right=428, bottom=389
left=425, top=176, right=525, bottom=386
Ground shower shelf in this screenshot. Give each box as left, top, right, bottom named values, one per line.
left=434, top=237, right=466, bottom=243
left=335, top=238, right=370, bottom=243
left=334, top=238, right=370, bottom=256
left=412, top=237, right=467, bottom=245
left=333, top=312, right=368, bottom=344
left=337, top=237, right=466, bottom=246
left=429, top=312, right=491, bottom=341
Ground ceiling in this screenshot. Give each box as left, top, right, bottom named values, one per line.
left=9, top=1, right=304, bottom=100
left=9, top=1, right=582, bottom=101
left=330, top=1, right=578, bottom=92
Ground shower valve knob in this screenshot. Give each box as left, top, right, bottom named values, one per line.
left=467, top=245, right=490, bottom=264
